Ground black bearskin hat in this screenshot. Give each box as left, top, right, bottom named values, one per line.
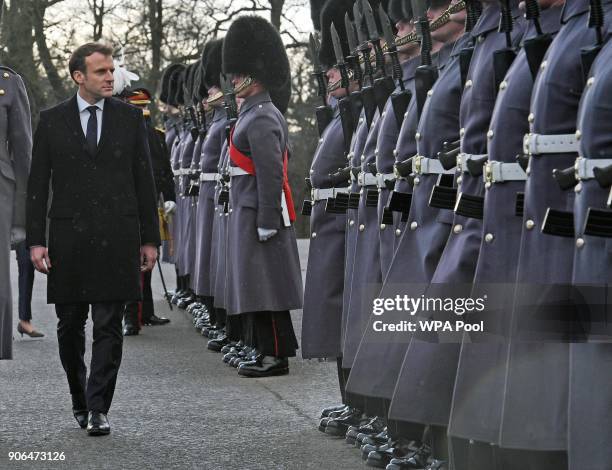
left=318, top=0, right=355, bottom=68
left=310, top=0, right=327, bottom=30
left=223, top=16, right=290, bottom=91
left=193, top=64, right=208, bottom=102
left=388, top=0, right=412, bottom=23
left=202, top=38, right=224, bottom=89
left=270, top=72, right=292, bottom=115
left=168, top=65, right=186, bottom=107
left=159, top=63, right=183, bottom=104
left=183, top=62, right=198, bottom=104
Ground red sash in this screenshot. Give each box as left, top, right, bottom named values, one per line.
left=229, top=129, right=296, bottom=223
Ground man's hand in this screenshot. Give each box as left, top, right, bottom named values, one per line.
left=140, top=245, right=158, bottom=272
left=30, top=246, right=52, bottom=274
left=257, top=227, right=278, bottom=242
left=164, top=201, right=176, bottom=215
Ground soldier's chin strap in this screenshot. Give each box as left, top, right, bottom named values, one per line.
left=233, top=75, right=254, bottom=94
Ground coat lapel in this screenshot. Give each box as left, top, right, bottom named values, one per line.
left=61, top=95, right=88, bottom=152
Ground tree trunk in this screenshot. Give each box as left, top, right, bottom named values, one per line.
left=269, top=0, right=284, bottom=30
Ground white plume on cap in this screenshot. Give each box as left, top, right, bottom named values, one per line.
left=112, top=46, right=139, bottom=95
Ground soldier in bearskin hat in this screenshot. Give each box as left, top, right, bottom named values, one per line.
left=222, top=15, right=303, bottom=377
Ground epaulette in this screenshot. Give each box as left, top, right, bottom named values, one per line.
left=155, top=127, right=166, bottom=134
left=0, top=65, right=18, bottom=78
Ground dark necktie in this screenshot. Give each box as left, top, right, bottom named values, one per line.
left=86, top=105, right=99, bottom=155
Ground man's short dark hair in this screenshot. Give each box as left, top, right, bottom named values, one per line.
left=69, top=42, right=113, bottom=78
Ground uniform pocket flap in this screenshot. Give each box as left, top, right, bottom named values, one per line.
left=0, top=159, right=15, bottom=182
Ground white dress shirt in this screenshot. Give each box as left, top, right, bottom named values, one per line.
left=76, top=92, right=104, bottom=144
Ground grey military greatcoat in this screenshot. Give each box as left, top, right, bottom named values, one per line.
left=0, top=69, right=31, bottom=360
left=389, top=1, right=526, bottom=427
left=499, top=0, right=611, bottom=451
left=448, top=5, right=563, bottom=447
left=212, top=142, right=230, bottom=310
left=302, top=106, right=348, bottom=359
left=177, top=128, right=196, bottom=276
left=225, top=91, right=303, bottom=315
left=193, top=107, right=226, bottom=297
left=569, top=36, right=612, bottom=470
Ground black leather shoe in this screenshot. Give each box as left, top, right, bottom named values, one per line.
left=367, top=447, right=399, bottom=468
left=143, top=314, right=170, bottom=326
left=238, top=356, right=289, bottom=377
left=123, top=324, right=139, bottom=336
left=325, top=409, right=366, bottom=437
left=73, top=409, right=88, bottom=429
left=424, top=460, right=447, bottom=470
left=320, top=403, right=347, bottom=418
left=207, top=335, right=229, bottom=352
left=362, top=442, right=391, bottom=461
left=346, top=416, right=385, bottom=445
left=359, top=430, right=389, bottom=448
left=86, top=412, right=110, bottom=436
left=220, top=341, right=237, bottom=354
left=387, top=444, right=431, bottom=469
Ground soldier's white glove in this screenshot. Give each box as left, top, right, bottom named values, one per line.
left=164, top=201, right=177, bottom=215
left=10, top=226, right=26, bottom=246
left=257, top=228, right=278, bottom=242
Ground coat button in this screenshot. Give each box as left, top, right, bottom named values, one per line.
left=309, top=169, right=314, bottom=174
left=413, top=177, right=420, bottom=185
left=380, top=223, right=386, bottom=230
left=410, top=221, right=418, bottom=230
left=575, top=130, right=582, bottom=140
left=587, top=77, right=595, bottom=87
left=464, top=80, right=473, bottom=89
left=415, top=132, right=421, bottom=141
left=375, top=148, right=379, bottom=155
left=0, top=89, right=5, bottom=96
left=349, top=219, right=355, bottom=226
left=576, top=237, right=585, bottom=248
left=540, top=60, right=547, bottom=69
left=359, top=224, right=365, bottom=231
left=361, top=154, right=365, bottom=161
left=427, top=89, right=433, bottom=97
left=525, top=219, right=535, bottom=230
left=528, top=113, right=534, bottom=123
left=478, top=35, right=484, bottom=43
left=318, top=138, right=323, bottom=143
left=393, top=149, right=398, bottom=157
left=395, top=229, right=401, bottom=236
left=404, top=112, right=408, bottom=118
left=453, top=224, right=463, bottom=234
left=459, top=128, right=465, bottom=137
left=487, top=130, right=494, bottom=139
left=499, top=80, right=507, bottom=90
left=311, top=232, right=317, bottom=238
left=381, top=111, right=386, bottom=117
left=2, top=72, right=8, bottom=79
left=359, top=118, right=364, bottom=124
left=484, top=233, right=494, bottom=243
left=456, top=176, right=463, bottom=185
left=575, top=182, right=582, bottom=193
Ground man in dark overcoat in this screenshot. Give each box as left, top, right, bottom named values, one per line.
left=26, top=42, right=160, bottom=435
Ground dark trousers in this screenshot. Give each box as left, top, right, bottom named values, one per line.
left=141, top=270, right=153, bottom=320
left=226, top=313, right=243, bottom=342
left=56, top=302, right=124, bottom=414
left=15, top=241, right=34, bottom=322
left=243, top=311, right=298, bottom=358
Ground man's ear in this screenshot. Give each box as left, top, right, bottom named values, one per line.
left=72, top=70, right=85, bottom=85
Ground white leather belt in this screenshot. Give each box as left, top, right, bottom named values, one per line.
left=458, top=153, right=488, bottom=173
left=523, top=133, right=579, bottom=156
left=484, top=161, right=527, bottom=184
left=376, top=173, right=396, bottom=188
left=228, top=166, right=250, bottom=177
left=357, top=171, right=378, bottom=187
left=574, top=157, right=612, bottom=180
left=311, top=186, right=351, bottom=202
left=200, top=172, right=218, bottom=182
left=412, top=156, right=455, bottom=175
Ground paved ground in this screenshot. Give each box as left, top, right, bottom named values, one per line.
left=0, top=240, right=364, bottom=470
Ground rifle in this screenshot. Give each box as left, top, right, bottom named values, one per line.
left=309, top=33, right=334, bottom=136
left=581, top=0, right=605, bottom=81
left=380, top=4, right=412, bottom=128
left=523, top=0, right=553, bottom=80
left=459, top=0, right=483, bottom=88
left=413, top=0, right=439, bottom=118
left=362, top=0, right=395, bottom=113
left=493, top=0, right=517, bottom=95
left=354, top=1, right=378, bottom=128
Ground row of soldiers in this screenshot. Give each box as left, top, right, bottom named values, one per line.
left=157, top=16, right=303, bottom=378
left=300, top=0, right=612, bottom=469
